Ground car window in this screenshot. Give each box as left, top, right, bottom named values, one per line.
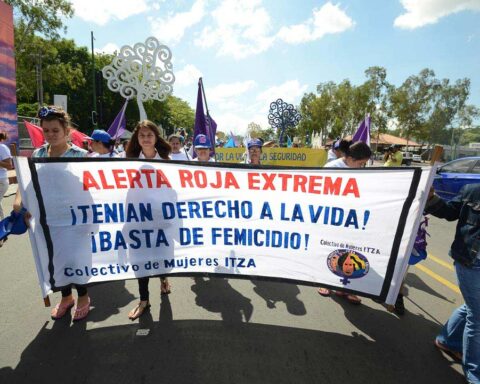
left=441, top=159, right=476, bottom=173
left=471, top=161, right=480, bottom=174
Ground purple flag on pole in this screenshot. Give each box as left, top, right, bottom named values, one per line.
left=352, top=114, right=371, bottom=146
left=194, top=81, right=207, bottom=139
left=107, top=99, right=128, bottom=140
left=194, top=79, right=217, bottom=157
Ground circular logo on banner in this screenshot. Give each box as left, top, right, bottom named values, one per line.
left=326, top=249, right=370, bottom=284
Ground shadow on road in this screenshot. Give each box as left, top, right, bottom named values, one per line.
left=86, top=281, right=137, bottom=322
left=251, top=279, right=306, bottom=316
left=0, top=311, right=465, bottom=384
left=191, top=277, right=253, bottom=323
left=404, top=272, right=454, bottom=304
left=330, top=294, right=464, bottom=384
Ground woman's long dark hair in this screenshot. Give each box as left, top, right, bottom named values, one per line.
left=126, top=120, right=171, bottom=159
left=345, top=141, right=372, bottom=160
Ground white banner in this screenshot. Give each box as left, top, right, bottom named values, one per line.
left=15, top=158, right=434, bottom=304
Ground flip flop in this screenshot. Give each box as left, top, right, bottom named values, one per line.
left=51, top=300, right=75, bottom=320
left=335, top=291, right=362, bottom=304
left=128, top=301, right=151, bottom=320
left=318, top=287, right=331, bottom=297
left=72, top=297, right=91, bottom=322
left=345, top=294, right=362, bottom=305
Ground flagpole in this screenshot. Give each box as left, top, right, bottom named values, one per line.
left=199, top=77, right=216, bottom=156
left=199, top=78, right=210, bottom=116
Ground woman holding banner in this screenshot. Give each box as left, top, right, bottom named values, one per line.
left=14, top=106, right=91, bottom=321
left=318, top=141, right=372, bottom=304
left=125, top=120, right=173, bottom=320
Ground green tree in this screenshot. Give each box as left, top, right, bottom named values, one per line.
left=364, top=67, right=392, bottom=146
left=6, top=0, right=73, bottom=52
left=247, top=122, right=262, bottom=138
left=389, top=68, right=439, bottom=144
left=165, top=96, right=195, bottom=136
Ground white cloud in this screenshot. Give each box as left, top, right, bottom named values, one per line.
left=94, top=43, right=120, bottom=54
left=394, top=0, right=480, bottom=29
left=256, top=80, right=308, bottom=111
left=175, top=64, right=203, bottom=87
left=277, top=2, right=354, bottom=44
left=150, top=0, right=206, bottom=44
left=209, top=80, right=257, bottom=102
left=194, top=0, right=274, bottom=59
left=71, top=0, right=149, bottom=25
left=215, top=112, right=253, bottom=135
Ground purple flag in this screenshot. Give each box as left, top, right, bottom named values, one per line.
left=194, top=81, right=206, bottom=139
left=352, top=114, right=371, bottom=146
left=107, top=99, right=128, bottom=140
left=194, top=79, right=217, bottom=156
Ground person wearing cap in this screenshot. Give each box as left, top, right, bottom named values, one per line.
left=168, top=133, right=190, bottom=161
left=193, top=134, right=215, bottom=162
left=90, top=129, right=116, bottom=158
left=0, top=208, right=28, bottom=247
left=246, top=138, right=263, bottom=165
left=384, top=145, right=403, bottom=167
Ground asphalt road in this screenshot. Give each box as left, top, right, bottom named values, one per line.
left=0, top=187, right=466, bottom=384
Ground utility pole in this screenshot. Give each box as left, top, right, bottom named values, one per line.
left=33, top=53, right=44, bottom=106
left=91, top=31, right=97, bottom=128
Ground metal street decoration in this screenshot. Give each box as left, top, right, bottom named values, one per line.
left=102, top=36, right=175, bottom=120
left=268, top=98, right=301, bottom=146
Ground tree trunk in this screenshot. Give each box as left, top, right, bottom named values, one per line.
left=137, top=98, right=147, bottom=121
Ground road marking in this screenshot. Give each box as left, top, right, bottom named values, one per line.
left=427, top=254, right=454, bottom=271
left=415, top=264, right=460, bottom=294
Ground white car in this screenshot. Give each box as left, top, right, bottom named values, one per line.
left=412, top=154, right=422, bottom=162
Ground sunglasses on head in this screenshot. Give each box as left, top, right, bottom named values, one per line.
left=38, top=106, right=62, bottom=119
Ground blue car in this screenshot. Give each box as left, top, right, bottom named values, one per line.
left=433, top=156, right=480, bottom=201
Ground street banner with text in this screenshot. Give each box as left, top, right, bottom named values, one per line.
left=15, top=157, right=434, bottom=304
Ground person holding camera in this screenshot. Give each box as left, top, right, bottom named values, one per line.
left=384, top=145, right=403, bottom=167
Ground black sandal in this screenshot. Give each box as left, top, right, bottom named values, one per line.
left=128, top=301, right=150, bottom=320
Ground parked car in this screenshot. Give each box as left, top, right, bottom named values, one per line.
left=412, top=154, right=422, bottom=163
left=401, top=152, right=413, bottom=166
left=433, top=156, right=480, bottom=201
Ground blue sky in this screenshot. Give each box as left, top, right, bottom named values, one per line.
left=63, top=0, right=480, bottom=135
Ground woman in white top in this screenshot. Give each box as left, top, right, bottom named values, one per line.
left=168, top=133, right=190, bottom=161
left=0, top=131, right=13, bottom=221
left=90, top=129, right=116, bottom=158
left=319, top=141, right=372, bottom=304
left=126, top=120, right=173, bottom=320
